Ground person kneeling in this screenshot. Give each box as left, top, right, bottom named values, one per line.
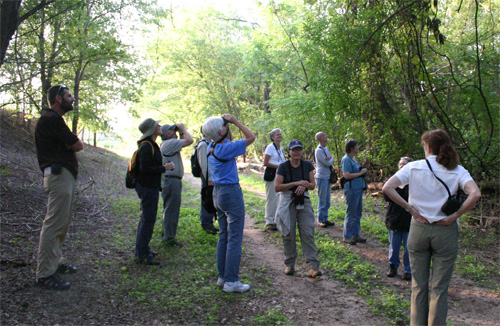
left=275, top=140, right=321, bottom=278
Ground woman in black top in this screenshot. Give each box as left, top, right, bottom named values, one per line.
left=135, top=118, right=174, bottom=265
left=275, top=140, right=321, bottom=278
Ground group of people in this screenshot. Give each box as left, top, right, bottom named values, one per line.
left=34, top=84, right=482, bottom=325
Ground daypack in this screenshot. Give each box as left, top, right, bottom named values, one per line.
left=190, top=139, right=209, bottom=178
left=125, top=141, right=154, bottom=189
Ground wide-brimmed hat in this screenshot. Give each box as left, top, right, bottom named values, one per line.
left=289, top=139, right=303, bottom=149
left=160, top=124, right=176, bottom=140
left=139, top=118, right=161, bottom=141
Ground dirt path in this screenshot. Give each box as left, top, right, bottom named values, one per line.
left=184, top=173, right=500, bottom=326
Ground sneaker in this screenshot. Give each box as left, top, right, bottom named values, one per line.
left=36, top=274, right=70, bottom=290
left=324, top=220, right=335, bottom=226
left=284, top=266, right=295, bottom=276
left=387, top=264, right=398, bottom=278
left=317, top=222, right=327, bottom=228
left=343, top=237, right=357, bottom=245
left=307, top=267, right=322, bottom=278
left=217, top=277, right=225, bottom=287
left=402, top=272, right=411, bottom=281
left=56, top=263, right=77, bottom=274
left=266, top=223, right=277, bottom=231
left=223, top=281, right=250, bottom=293
left=163, top=239, right=184, bottom=248
left=353, top=236, right=367, bottom=243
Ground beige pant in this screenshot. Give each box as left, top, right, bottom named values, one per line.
left=36, top=167, right=76, bottom=279
left=265, top=180, right=278, bottom=225
left=408, top=220, right=459, bottom=326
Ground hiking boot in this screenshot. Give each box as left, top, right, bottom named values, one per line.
left=307, top=267, right=322, bottom=278
left=56, top=263, right=77, bottom=274
left=343, top=237, right=357, bottom=245
left=36, top=274, right=70, bottom=291
left=353, top=236, right=367, bottom=243
left=284, top=266, right=295, bottom=276
left=217, top=277, right=225, bottom=287
left=266, top=223, right=277, bottom=231
left=387, top=264, right=398, bottom=278
left=317, top=222, right=327, bottom=228
left=136, top=256, right=160, bottom=266
left=402, top=272, right=412, bottom=281
left=324, top=220, right=335, bottom=226
left=203, top=225, right=218, bottom=235
left=163, top=239, right=183, bottom=248
left=223, top=281, right=250, bottom=293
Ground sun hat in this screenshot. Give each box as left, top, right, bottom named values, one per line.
left=160, top=124, right=177, bottom=140
left=139, top=118, right=161, bottom=141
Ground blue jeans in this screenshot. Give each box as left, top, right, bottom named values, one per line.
left=316, top=178, right=331, bottom=223
left=343, top=188, right=363, bottom=238
left=214, top=184, right=245, bottom=283
left=200, top=178, right=216, bottom=228
left=135, top=183, right=159, bottom=259
left=388, top=230, right=411, bottom=273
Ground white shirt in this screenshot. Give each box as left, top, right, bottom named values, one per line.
left=395, top=155, right=473, bottom=223
left=264, top=143, right=284, bottom=166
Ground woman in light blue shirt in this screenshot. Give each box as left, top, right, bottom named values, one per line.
left=341, top=139, right=367, bottom=245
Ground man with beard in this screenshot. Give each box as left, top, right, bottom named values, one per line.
left=34, top=85, right=83, bottom=290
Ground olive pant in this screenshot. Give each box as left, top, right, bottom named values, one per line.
left=37, top=167, right=76, bottom=279
left=408, top=220, right=459, bottom=326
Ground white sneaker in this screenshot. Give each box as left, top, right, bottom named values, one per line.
left=223, top=281, right=250, bottom=293
left=217, top=277, right=225, bottom=287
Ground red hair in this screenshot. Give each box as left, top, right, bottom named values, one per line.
left=421, top=130, right=459, bottom=170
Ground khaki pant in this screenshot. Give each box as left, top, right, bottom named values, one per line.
left=36, top=167, right=76, bottom=279
left=264, top=180, right=278, bottom=225
left=408, top=220, right=459, bottom=326
left=282, top=198, right=319, bottom=269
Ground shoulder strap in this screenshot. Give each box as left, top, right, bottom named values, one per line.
left=208, top=143, right=229, bottom=163
left=139, top=140, right=154, bottom=156
left=425, top=159, right=452, bottom=197
left=273, top=143, right=283, bottom=162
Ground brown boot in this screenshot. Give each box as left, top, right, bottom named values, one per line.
left=285, top=266, right=295, bottom=275
left=307, top=267, right=322, bottom=278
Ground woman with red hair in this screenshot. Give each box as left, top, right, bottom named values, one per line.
left=383, top=130, right=481, bottom=326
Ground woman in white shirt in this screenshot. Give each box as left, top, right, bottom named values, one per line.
left=262, top=128, right=285, bottom=230
left=383, top=130, right=481, bottom=326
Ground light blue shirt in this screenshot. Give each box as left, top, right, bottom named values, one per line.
left=341, top=154, right=366, bottom=190
left=207, top=139, right=247, bottom=185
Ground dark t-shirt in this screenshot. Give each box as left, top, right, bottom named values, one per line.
left=35, top=109, right=79, bottom=179
left=136, top=138, right=164, bottom=189
left=277, top=159, right=315, bottom=184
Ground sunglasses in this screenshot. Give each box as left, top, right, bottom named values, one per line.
left=57, top=84, right=68, bottom=96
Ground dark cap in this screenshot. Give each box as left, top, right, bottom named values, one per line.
left=288, top=139, right=303, bottom=149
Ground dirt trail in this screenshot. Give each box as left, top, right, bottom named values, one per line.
left=184, top=173, right=500, bottom=326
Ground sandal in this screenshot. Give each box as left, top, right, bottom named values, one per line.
left=36, top=274, right=70, bottom=290
left=56, top=263, right=78, bottom=274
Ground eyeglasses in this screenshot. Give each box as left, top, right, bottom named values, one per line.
left=57, top=84, right=67, bottom=96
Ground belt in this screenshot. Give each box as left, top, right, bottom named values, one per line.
left=165, top=175, right=182, bottom=180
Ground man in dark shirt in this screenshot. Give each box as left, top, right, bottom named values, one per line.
left=34, top=85, right=84, bottom=290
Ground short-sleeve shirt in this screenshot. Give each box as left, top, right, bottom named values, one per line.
left=35, top=109, right=79, bottom=179
left=395, top=155, right=473, bottom=223
left=341, top=154, right=366, bottom=190
left=160, top=138, right=184, bottom=178
left=208, top=139, right=247, bottom=185
left=264, top=143, right=285, bottom=166
left=277, top=160, right=315, bottom=197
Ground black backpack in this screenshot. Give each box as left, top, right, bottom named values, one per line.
left=125, top=141, right=154, bottom=189
left=190, top=139, right=209, bottom=178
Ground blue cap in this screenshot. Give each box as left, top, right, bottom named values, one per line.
left=289, top=139, right=303, bottom=149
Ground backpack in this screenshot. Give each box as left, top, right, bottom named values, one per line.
left=125, top=141, right=154, bottom=189
left=190, top=139, right=209, bottom=178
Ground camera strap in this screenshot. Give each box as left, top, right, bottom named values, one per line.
left=425, top=159, right=452, bottom=197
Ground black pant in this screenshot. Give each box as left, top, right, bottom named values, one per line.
left=135, top=183, right=159, bottom=258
